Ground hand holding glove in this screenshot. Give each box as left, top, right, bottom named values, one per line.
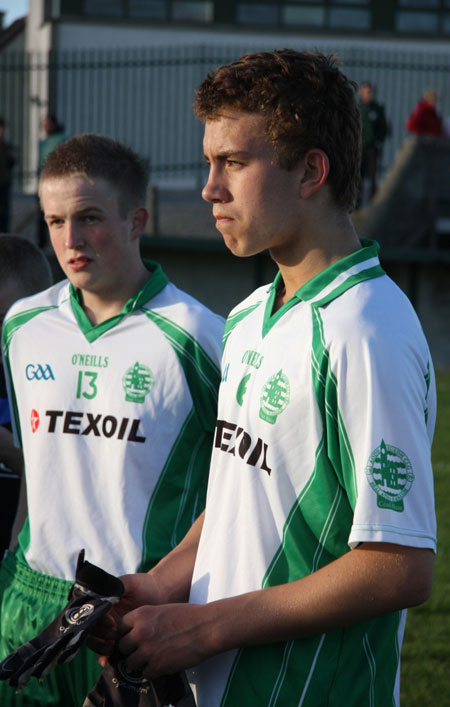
left=0, top=550, right=123, bottom=691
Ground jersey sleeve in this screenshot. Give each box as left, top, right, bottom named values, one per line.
left=324, top=281, right=436, bottom=552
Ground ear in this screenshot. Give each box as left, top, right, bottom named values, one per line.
left=299, top=149, right=330, bottom=200
left=130, top=207, right=149, bottom=240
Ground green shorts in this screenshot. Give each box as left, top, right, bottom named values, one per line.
left=0, top=551, right=102, bottom=706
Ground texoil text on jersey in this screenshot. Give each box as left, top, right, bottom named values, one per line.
left=44, top=410, right=146, bottom=442
left=214, top=419, right=271, bottom=475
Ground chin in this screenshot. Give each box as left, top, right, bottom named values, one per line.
left=222, top=235, right=254, bottom=258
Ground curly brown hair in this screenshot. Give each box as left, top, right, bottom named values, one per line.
left=194, top=49, right=361, bottom=211
left=39, top=134, right=148, bottom=217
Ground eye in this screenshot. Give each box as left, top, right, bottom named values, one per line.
left=47, top=217, right=64, bottom=227
left=226, top=159, right=243, bottom=168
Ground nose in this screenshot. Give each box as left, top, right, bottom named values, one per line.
left=64, top=221, right=85, bottom=249
left=201, top=166, right=231, bottom=204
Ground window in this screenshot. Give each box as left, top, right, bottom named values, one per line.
left=172, top=1, right=213, bottom=21
left=329, top=7, right=370, bottom=28
left=129, top=0, right=167, bottom=20
left=237, top=3, right=279, bottom=24
left=282, top=5, right=325, bottom=26
left=396, top=10, right=439, bottom=31
left=83, top=0, right=122, bottom=15
left=398, top=0, right=439, bottom=6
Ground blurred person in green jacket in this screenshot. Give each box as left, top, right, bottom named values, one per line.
left=357, top=82, right=388, bottom=207
left=37, top=115, right=67, bottom=247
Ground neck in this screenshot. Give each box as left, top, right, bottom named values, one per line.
left=271, top=212, right=361, bottom=307
left=80, top=264, right=150, bottom=325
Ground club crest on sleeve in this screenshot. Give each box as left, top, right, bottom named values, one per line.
left=365, top=439, right=414, bottom=512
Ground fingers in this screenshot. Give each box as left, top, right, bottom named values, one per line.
left=115, top=608, right=159, bottom=676
left=86, top=611, right=119, bottom=656
left=86, top=634, right=115, bottom=657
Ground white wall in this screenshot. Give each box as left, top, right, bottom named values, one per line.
left=53, top=21, right=450, bottom=53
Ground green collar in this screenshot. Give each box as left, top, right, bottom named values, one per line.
left=263, top=239, right=385, bottom=336
left=69, top=259, right=169, bottom=343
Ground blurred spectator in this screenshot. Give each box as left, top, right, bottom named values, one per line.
left=0, top=235, right=53, bottom=556
left=0, top=118, right=17, bottom=232
left=37, top=115, right=67, bottom=247
left=357, top=82, right=388, bottom=208
left=38, top=114, right=67, bottom=172
left=405, top=89, right=442, bottom=137
left=443, top=116, right=450, bottom=138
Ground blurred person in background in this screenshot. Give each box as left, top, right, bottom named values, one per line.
left=357, top=81, right=388, bottom=207
left=406, top=89, right=442, bottom=137
left=37, top=115, right=67, bottom=248
left=0, top=119, right=17, bottom=232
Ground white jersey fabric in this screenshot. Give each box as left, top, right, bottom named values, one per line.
left=2, top=260, right=223, bottom=580
left=188, top=240, right=436, bottom=707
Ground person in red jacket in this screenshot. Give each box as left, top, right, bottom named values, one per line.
left=406, top=89, right=442, bottom=137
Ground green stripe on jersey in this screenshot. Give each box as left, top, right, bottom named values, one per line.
left=311, top=304, right=358, bottom=506
left=220, top=605, right=404, bottom=705
left=139, top=410, right=211, bottom=570
left=223, top=302, right=262, bottom=351
left=2, top=305, right=57, bottom=446
left=137, top=310, right=220, bottom=570
left=2, top=305, right=58, bottom=358
left=143, top=309, right=220, bottom=430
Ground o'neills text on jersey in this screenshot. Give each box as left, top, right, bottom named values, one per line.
left=71, top=354, right=109, bottom=368
left=214, top=419, right=272, bottom=475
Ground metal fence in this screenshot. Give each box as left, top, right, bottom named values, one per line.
left=1, top=40, right=450, bottom=191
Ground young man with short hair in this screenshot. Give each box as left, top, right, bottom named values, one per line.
left=0, top=134, right=224, bottom=705
left=90, top=51, right=436, bottom=706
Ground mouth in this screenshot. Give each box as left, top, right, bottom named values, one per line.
left=214, top=213, right=234, bottom=225
left=68, top=255, right=92, bottom=271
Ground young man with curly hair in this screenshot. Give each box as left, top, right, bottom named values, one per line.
left=90, top=51, right=436, bottom=707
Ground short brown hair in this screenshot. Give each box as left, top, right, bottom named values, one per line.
left=194, top=50, right=361, bottom=211
left=39, top=134, right=148, bottom=216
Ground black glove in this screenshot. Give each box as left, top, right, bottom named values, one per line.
left=83, top=649, right=196, bottom=707
left=0, top=550, right=123, bottom=691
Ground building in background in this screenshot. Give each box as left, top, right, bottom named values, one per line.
left=0, top=0, right=449, bottom=192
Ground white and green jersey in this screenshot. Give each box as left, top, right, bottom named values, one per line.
left=188, top=240, right=436, bottom=707
left=2, top=260, right=223, bottom=580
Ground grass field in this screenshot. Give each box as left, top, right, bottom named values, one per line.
left=400, top=370, right=450, bottom=705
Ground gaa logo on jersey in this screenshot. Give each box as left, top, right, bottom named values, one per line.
left=259, top=369, right=291, bottom=424
left=30, top=409, right=40, bottom=433
left=122, top=362, right=154, bottom=403
left=25, top=363, right=55, bottom=381
left=365, top=439, right=414, bottom=512
left=64, top=602, right=94, bottom=626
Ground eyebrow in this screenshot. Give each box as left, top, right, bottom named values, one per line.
left=203, top=150, right=253, bottom=161
left=45, top=206, right=104, bottom=219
